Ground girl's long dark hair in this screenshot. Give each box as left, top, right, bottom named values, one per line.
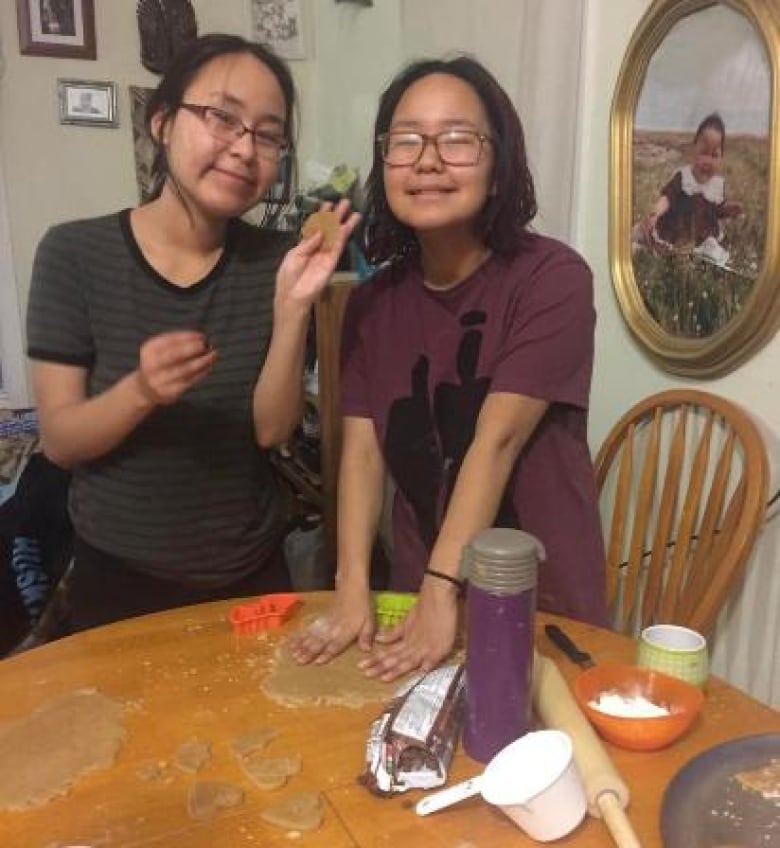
left=144, top=33, right=298, bottom=219
left=361, top=55, right=537, bottom=265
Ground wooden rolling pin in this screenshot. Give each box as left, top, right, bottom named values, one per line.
left=532, top=651, right=642, bottom=848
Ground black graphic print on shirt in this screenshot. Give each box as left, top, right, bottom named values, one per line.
left=384, top=355, right=442, bottom=550
left=384, top=309, right=519, bottom=553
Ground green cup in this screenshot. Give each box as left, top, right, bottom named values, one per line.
left=637, top=624, right=709, bottom=687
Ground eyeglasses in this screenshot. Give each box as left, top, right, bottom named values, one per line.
left=179, top=103, right=289, bottom=162
left=377, top=129, right=492, bottom=166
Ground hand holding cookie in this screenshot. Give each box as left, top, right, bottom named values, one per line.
left=275, top=199, right=361, bottom=315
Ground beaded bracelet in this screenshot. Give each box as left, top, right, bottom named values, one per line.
left=424, top=567, right=465, bottom=595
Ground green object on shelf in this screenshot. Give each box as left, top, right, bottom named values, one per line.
left=374, top=592, right=417, bottom=628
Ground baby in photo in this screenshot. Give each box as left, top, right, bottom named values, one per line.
left=633, top=113, right=743, bottom=265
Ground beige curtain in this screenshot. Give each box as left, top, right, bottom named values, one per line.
left=399, top=0, right=586, bottom=241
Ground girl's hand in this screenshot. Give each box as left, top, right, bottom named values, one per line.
left=275, top=199, right=361, bottom=319
left=289, top=582, right=375, bottom=665
left=358, top=580, right=458, bottom=682
left=135, top=330, right=217, bottom=406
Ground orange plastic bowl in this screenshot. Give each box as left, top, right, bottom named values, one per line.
left=573, top=662, right=704, bottom=751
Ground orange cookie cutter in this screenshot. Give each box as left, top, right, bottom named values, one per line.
left=229, top=593, right=301, bottom=634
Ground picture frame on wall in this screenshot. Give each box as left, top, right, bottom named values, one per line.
left=610, top=0, right=780, bottom=377
left=16, top=0, right=96, bottom=60
left=250, top=0, right=307, bottom=61
left=58, top=79, right=117, bottom=128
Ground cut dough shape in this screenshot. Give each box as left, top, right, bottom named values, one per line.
left=0, top=689, right=125, bottom=811
left=174, top=739, right=211, bottom=773
left=231, top=727, right=279, bottom=759
left=186, top=780, right=244, bottom=821
left=261, top=790, right=323, bottom=831
left=300, top=209, right=340, bottom=249
left=262, top=636, right=407, bottom=708
left=241, top=754, right=302, bottom=790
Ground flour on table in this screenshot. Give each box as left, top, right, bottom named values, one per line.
left=136, top=760, right=169, bottom=782
left=0, top=688, right=125, bottom=811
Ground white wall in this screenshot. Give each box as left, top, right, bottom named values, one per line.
left=576, top=0, right=780, bottom=706
left=306, top=1, right=401, bottom=181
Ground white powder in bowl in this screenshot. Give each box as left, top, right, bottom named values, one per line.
left=589, top=691, right=671, bottom=718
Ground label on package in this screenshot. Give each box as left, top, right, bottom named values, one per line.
left=359, top=663, right=465, bottom=796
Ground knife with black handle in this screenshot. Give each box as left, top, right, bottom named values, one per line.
left=544, top=623, right=595, bottom=670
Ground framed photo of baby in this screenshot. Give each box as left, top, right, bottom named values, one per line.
left=610, top=0, right=780, bottom=377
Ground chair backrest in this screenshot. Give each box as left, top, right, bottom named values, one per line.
left=595, top=389, right=769, bottom=637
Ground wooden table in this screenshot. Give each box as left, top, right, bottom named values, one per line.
left=0, top=593, right=777, bottom=848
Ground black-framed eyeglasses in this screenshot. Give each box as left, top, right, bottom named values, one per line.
left=179, top=103, right=289, bottom=162
left=377, top=129, right=493, bottom=166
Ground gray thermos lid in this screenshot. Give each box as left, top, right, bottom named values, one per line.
left=463, top=528, right=545, bottom=594
left=469, top=527, right=546, bottom=563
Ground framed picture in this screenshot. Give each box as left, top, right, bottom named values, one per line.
left=610, top=0, right=780, bottom=377
left=16, top=0, right=96, bottom=60
left=58, top=79, right=117, bottom=127
left=250, top=0, right=307, bottom=61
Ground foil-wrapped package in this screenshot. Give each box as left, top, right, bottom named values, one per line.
left=359, top=663, right=465, bottom=796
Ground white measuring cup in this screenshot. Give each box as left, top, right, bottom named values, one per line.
left=416, top=729, right=587, bottom=842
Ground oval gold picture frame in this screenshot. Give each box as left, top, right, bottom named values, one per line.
left=610, top=0, right=780, bottom=376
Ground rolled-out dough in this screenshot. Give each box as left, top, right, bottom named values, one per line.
left=0, top=689, right=125, bottom=811
left=262, top=637, right=408, bottom=708
left=261, top=790, right=323, bottom=831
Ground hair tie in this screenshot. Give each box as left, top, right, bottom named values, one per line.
left=424, top=567, right=465, bottom=594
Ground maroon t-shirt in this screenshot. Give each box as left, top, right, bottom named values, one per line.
left=340, top=234, right=607, bottom=626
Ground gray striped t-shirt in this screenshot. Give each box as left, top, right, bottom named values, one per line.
left=27, top=210, right=293, bottom=585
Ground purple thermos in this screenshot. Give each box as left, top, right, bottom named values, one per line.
left=462, top=528, right=545, bottom=763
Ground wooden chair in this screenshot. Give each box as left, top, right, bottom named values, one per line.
left=595, top=389, right=769, bottom=637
